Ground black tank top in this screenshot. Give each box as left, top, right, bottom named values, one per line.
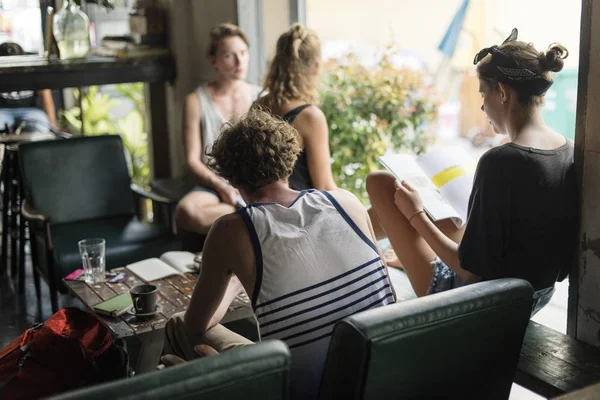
left=283, top=104, right=313, bottom=190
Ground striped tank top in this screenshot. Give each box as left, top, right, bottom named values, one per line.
left=238, top=190, right=394, bottom=400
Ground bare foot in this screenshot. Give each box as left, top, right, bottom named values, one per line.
left=384, top=249, right=404, bottom=270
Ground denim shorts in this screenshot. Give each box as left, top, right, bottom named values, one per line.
left=426, top=258, right=555, bottom=317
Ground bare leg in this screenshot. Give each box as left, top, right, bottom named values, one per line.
left=163, top=312, right=252, bottom=361
left=366, top=171, right=465, bottom=297
left=368, top=205, right=406, bottom=269
left=367, top=206, right=387, bottom=240
left=175, top=191, right=235, bottom=234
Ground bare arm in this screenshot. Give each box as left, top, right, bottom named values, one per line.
left=182, top=93, right=237, bottom=204
left=38, top=89, right=56, bottom=128
left=394, top=180, right=481, bottom=284
left=294, top=106, right=337, bottom=190
left=184, top=216, right=245, bottom=334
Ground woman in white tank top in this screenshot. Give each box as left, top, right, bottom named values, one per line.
left=164, top=109, right=395, bottom=400
left=175, top=23, right=262, bottom=236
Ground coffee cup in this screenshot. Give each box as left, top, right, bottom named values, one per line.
left=130, top=284, right=158, bottom=314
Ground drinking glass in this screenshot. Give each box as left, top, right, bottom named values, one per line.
left=78, top=238, right=106, bottom=284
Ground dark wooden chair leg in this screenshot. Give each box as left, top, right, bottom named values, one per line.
left=30, top=229, right=41, bottom=303
left=18, top=212, right=25, bottom=294
left=9, top=151, right=18, bottom=278
left=17, top=157, right=26, bottom=294
left=32, top=264, right=41, bottom=303
left=47, top=245, right=59, bottom=313
left=1, top=149, right=11, bottom=274
left=49, top=280, right=59, bottom=313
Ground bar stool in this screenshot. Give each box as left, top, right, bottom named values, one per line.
left=0, top=132, right=56, bottom=292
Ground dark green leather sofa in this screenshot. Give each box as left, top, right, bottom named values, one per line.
left=319, top=278, right=534, bottom=400
left=49, top=340, right=291, bottom=400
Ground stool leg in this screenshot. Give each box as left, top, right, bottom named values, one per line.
left=18, top=215, right=25, bottom=294
left=30, top=230, right=41, bottom=303
left=9, top=152, right=17, bottom=278
left=50, top=281, right=59, bottom=313
left=1, top=149, right=10, bottom=274
left=17, top=159, right=25, bottom=294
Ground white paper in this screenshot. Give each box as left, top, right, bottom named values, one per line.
left=160, top=251, right=198, bottom=273
left=126, top=258, right=180, bottom=282
left=379, top=146, right=476, bottom=228
left=416, top=146, right=475, bottom=227
left=378, top=154, right=460, bottom=224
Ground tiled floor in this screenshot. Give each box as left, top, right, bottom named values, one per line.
left=0, top=258, right=81, bottom=349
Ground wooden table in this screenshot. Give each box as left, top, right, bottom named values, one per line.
left=63, top=267, right=254, bottom=374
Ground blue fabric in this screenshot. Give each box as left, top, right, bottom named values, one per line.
left=0, top=107, right=50, bottom=132
left=427, top=258, right=555, bottom=316
left=438, top=0, right=470, bottom=57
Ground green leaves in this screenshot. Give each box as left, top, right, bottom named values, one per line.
left=60, top=84, right=150, bottom=187
left=321, top=48, right=439, bottom=203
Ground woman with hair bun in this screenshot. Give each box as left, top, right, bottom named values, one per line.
left=366, top=29, right=578, bottom=315
left=256, top=23, right=337, bottom=191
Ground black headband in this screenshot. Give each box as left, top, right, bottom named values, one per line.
left=473, top=28, right=553, bottom=96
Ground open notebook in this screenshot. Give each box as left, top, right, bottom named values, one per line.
left=379, top=146, right=476, bottom=228
left=126, top=251, right=199, bottom=282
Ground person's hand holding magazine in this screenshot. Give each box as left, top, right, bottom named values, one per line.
left=394, top=180, right=425, bottom=223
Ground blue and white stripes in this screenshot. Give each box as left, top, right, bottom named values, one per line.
left=256, top=256, right=393, bottom=348
left=239, top=189, right=394, bottom=399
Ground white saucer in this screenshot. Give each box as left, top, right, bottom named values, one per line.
left=126, top=305, right=162, bottom=317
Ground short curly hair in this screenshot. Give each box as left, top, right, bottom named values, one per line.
left=207, top=108, right=301, bottom=194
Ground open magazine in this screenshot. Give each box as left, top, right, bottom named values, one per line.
left=379, top=146, right=476, bottom=228
left=126, top=251, right=199, bottom=282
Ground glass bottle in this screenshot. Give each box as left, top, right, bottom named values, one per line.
left=53, top=0, right=90, bottom=60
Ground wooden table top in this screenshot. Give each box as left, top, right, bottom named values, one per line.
left=0, top=54, right=176, bottom=92
left=63, top=267, right=252, bottom=339
left=0, top=132, right=56, bottom=144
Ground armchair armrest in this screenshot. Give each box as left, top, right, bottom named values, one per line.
left=131, top=184, right=176, bottom=205
left=21, top=199, right=50, bottom=222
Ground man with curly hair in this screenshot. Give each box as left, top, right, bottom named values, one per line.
left=164, top=108, right=395, bottom=399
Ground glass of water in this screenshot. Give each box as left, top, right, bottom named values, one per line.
left=78, top=238, right=106, bottom=284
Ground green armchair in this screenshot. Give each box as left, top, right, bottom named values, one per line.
left=318, top=278, right=534, bottom=400
left=19, top=135, right=181, bottom=311
left=49, top=340, right=291, bottom=400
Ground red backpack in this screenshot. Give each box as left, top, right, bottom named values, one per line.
left=0, top=307, right=130, bottom=400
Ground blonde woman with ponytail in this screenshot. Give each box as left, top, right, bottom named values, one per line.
left=256, top=23, right=337, bottom=191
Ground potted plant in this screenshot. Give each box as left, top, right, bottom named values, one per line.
left=53, top=0, right=115, bottom=59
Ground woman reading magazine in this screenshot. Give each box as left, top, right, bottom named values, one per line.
left=367, top=29, right=579, bottom=315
